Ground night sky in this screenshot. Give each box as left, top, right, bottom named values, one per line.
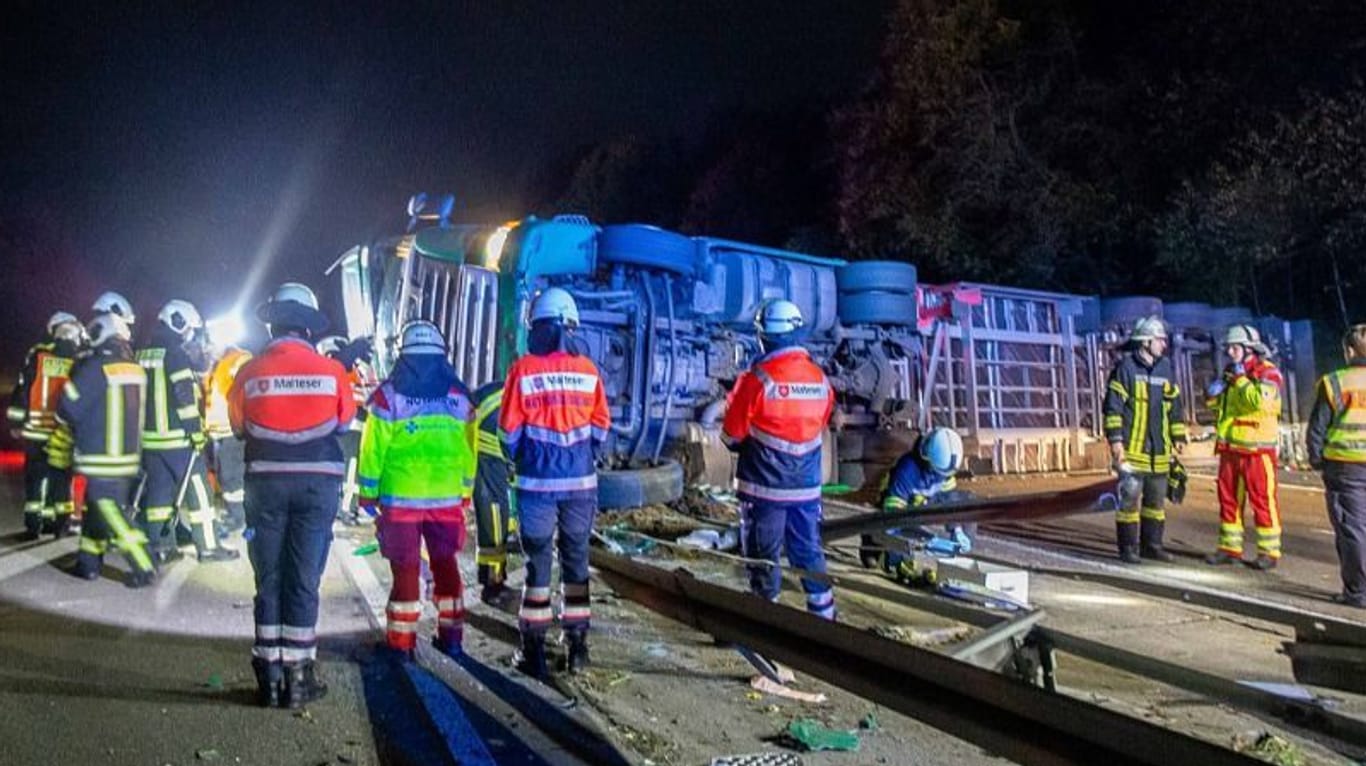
left=0, top=1, right=887, bottom=368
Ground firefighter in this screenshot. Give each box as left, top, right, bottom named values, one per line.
left=500, top=287, right=610, bottom=679
left=473, top=380, right=516, bottom=605
left=90, top=290, right=137, bottom=330
left=863, top=428, right=973, bottom=577
left=316, top=335, right=376, bottom=526
left=1306, top=323, right=1366, bottom=608
left=1205, top=324, right=1284, bottom=569
left=8, top=311, right=83, bottom=539
left=51, top=313, right=156, bottom=586
left=358, top=321, right=476, bottom=659
left=723, top=299, right=837, bottom=619
left=228, top=282, right=355, bottom=708
left=1102, top=316, right=1187, bottom=564
left=203, top=339, right=252, bottom=533
left=136, top=300, right=238, bottom=566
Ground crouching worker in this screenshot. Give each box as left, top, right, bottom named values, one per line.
left=862, top=428, right=972, bottom=579
left=358, top=322, right=476, bottom=660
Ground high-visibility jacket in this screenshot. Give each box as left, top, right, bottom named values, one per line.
left=204, top=347, right=252, bottom=439
left=51, top=341, right=146, bottom=479
left=1207, top=356, right=1282, bottom=455
left=474, top=381, right=507, bottom=462
left=136, top=326, right=205, bottom=451
left=228, top=337, right=356, bottom=476
left=7, top=341, right=76, bottom=443
left=357, top=376, right=476, bottom=520
left=723, top=346, right=835, bottom=503
left=1103, top=351, right=1187, bottom=473
left=1308, top=362, right=1366, bottom=465
left=881, top=451, right=957, bottom=511
left=499, top=351, right=610, bottom=494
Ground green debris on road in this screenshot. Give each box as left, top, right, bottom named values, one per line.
left=352, top=541, right=380, bottom=556
left=204, top=673, right=224, bottom=691
left=784, top=718, right=860, bottom=752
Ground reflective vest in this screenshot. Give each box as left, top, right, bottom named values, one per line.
left=1321, top=365, right=1366, bottom=463
left=499, top=351, right=610, bottom=494
left=1102, top=352, right=1187, bottom=473
left=7, top=342, right=75, bottom=443
left=52, top=343, right=146, bottom=478
left=722, top=346, right=835, bottom=503
left=1208, top=356, right=1282, bottom=455
left=228, top=337, right=356, bottom=475
left=881, top=451, right=957, bottom=511
left=357, top=378, right=476, bottom=520
left=136, top=328, right=204, bottom=451
left=204, top=348, right=252, bottom=439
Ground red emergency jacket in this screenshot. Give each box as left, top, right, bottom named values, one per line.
left=723, top=346, right=834, bottom=503
left=228, top=337, right=356, bottom=475
left=499, top=351, right=610, bottom=493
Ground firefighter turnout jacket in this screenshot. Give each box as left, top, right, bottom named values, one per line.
left=1208, top=356, right=1283, bottom=455
left=499, top=351, right=610, bottom=494
left=357, top=374, right=477, bottom=521
left=7, top=341, right=75, bottom=443
left=723, top=346, right=835, bottom=504
left=1103, top=351, right=1187, bottom=473
left=227, top=337, right=356, bottom=475
left=50, top=341, right=147, bottom=478
left=203, top=347, right=252, bottom=439
left=1307, top=361, right=1366, bottom=466
left=137, top=326, right=206, bottom=451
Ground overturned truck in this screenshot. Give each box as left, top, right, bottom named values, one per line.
left=329, top=196, right=922, bottom=508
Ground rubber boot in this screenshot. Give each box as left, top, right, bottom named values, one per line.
left=566, top=629, right=590, bottom=674
left=252, top=658, right=283, bottom=708
left=69, top=551, right=102, bottom=581
left=51, top=515, right=73, bottom=539
left=1250, top=554, right=1278, bottom=571
left=20, top=514, right=42, bottom=542
left=514, top=633, right=548, bottom=680
left=1116, top=520, right=1141, bottom=564
left=125, top=568, right=156, bottom=589
left=1205, top=550, right=1239, bottom=566
left=1139, top=518, right=1175, bottom=562
left=285, top=661, right=328, bottom=709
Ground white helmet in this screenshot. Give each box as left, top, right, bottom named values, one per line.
left=1129, top=315, right=1168, bottom=343
left=919, top=427, right=964, bottom=477
left=315, top=335, right=346, bottom=357
left=400, top=320, right=447, bottom=355
left=46, top=311, right=80, bottom=336
left=756, top=299, right=804, bottom=335
left=528, top=287, right=579, bottom=327
left=92, top=291, right=136, bottom=325
left=1224, top=324, right=1269, bottom=355
left=157, top=299, right=203, bottom=337
left=268, top=282, right=319, bottom=310
left=87, top=312, right=132, bottom=347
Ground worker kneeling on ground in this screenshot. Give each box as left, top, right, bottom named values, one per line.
left=862, top=427, right=973, bottom=580
left=1102, top=315, right=1187, bottom=564
left=724, top=299, right=838, bottom=619
left=1306, top=323, right=1366, bottom=609
left=500, top=287, right=611, bottom=679
left=1205, top=324, right=1285, bottom=569
left=358, top=321, right=476, bottom=659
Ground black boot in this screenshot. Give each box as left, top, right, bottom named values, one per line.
left=566, top=629, right=590, bottom=674
left=20, top=514, right=42, bottom=541
left=69, top=551, right=102, bottom=581
left=125, top=568, right=156, bottom=589
left=252, top=658, right=283, bottom=708
left=514, top=633, right=549, bottom=680
left=1140, top=517, right=1175, bottom=562
left=285, top=661, right=328, bottom=709
left=51, top=515, right=73, bottom=539
left=1116, top=520, right=1141, bottom=564
left=197, top=547, right=240, bottom=563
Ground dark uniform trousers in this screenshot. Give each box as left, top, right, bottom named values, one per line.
left=1324, top=462, right=1366, bottom=604
left=24, top=440, right=71, bottom=533
left=141, top=448, right=221, bottom=557
left=517, top=490, right=594, bottom=636
left=211, top=437, right=247, bottom=530
left=75, top=477, right=153, bottom=576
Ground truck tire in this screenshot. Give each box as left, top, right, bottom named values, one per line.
left=837, top=261, right=918, bottom=295
left=597, top=224, right=697, bottom=278
left=838, top=291, right=918, bottom=327
left=597, top=459, right=685, bottom=510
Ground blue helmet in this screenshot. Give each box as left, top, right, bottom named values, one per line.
left=919, top=428, right=964, bottom=477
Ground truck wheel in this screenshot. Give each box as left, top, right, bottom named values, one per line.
left=597, top=224, right=697, bottom=278
left=838, top=291, right=918, bottom=327
left=597, top=459, right=685, bottom=510
left=837, top=261, right=918, bottom=295
left=837, top=461, right=866, bottom=491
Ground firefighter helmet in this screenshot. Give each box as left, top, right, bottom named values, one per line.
left=268, top=282, right=320, bottom=310
left=1224, top=324, right=1269, bottom=356
left=46, top=311, right=80, bottom=336
left=756, top=299, right=805, bottom=335
left=919, top=427, right=964, bottom=477
left=92, top=291, right=136, bottom=325
left=529, top=287, right=579, bottom=327
left=257, top=282, right=328, bottom=336
left=157, top=299, right=203, bottom=338
left=400, top=320, right=447, bottom=355
left=1343, top=323, right=1366, bottom=361
left=1129, top=315, right=1168, bottom=343
left=87, top=312, right=132, bottom=347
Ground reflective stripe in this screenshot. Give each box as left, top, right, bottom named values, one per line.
left=376, top=495, right=470, bottom=510
left=245, top=418, right=340, bottom=444
left=748, top=427, right=822, bottom=456
left=561, top=606, right=591, bottom=621
left=517, top=474, right=597, bottom=492
left=523, top=586, right=551, bottom=601
left=256, top=625, right=283, bottom=640
left=386, top=621, right=418, bottom=634
left=1115, top=510, right=1140, bottom=524
left=518, top=371, right=597, bottom=395
left=735, top=480, right=821, bottom=502
left=1140, top=507, right=1165, bottom=521
left=524, top=424, right=593, bottom=446
left=247, top=460, right=345, bottom=475
left=280, top=646, right=317, bottom=662
left=281, top=625, right=316, bottom=642
left=252, top=646, right=283, bottom=661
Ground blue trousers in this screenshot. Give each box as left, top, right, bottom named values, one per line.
left=244, top=473, right=339, bottom=664
left=739, top=499, right=835, bottom=619
left=517, top=490, right=595, bottom=635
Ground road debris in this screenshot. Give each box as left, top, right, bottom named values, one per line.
left=783, top=718, right=860, bottom=752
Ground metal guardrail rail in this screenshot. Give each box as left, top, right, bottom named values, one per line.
left=591, top=550, right=1265, bottom=766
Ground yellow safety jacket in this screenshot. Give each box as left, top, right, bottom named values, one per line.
left=1321, top=365, right=1366, bottom=463
left=203, top=348, right=252, bottom=439
left=1207, top=356, right=1282, bottom=455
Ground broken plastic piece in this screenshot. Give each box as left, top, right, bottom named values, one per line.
left=784, top=718, right=859, bottom=752
left=751, top=676, right=826, bottom=703
left=352, top=541, right=379, bottom=556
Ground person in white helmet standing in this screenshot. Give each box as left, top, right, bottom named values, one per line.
left=90, top=290, right=137, bottom=329
left=228, top=283, right=355, bottom=708
left=136, top=300, right=239, bottom=568
left=723, top=299, right=837, bottom=620
left=499, top=287, right=610, bottom=679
